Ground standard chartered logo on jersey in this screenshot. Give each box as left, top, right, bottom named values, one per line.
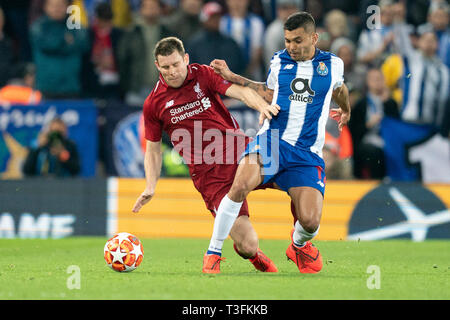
left=170, top=97, right=211, bottom=124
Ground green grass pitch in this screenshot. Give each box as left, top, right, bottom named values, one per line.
left=0, top=237, right=449, bottom=300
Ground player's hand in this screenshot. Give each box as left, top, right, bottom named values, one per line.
left=330, top=108, right=350, bottom=131
left=259, top=104, right=280, bottom=126
left=210, top=59, right=233, bottom=81
left=132, top=189, right=154, bottom=213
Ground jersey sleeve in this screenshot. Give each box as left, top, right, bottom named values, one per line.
left=203, top=65, right=233, bottom=95
left=143, top=97, right=163, bottom=142
left=266, top=66, right=277, bottom=90
left=332, top=56, right=344, bottom=90
left=266, top=54, right=281, bottom=90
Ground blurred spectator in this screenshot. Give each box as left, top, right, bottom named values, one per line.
left=220, top=0, right=265, bottom=80
left=259, top=0, right=280, bottom=24
left=0, top=6, right=16, bottom=88
left=405, top=0, right=431, bottom=27
left=163, top=0, right=203, bottom=44
left=30, top=0, right=90, bottom=99
left=379, top=1, right=415, bottom=106
left=23, top=117, right=80, bottom=177
left=349, top=68, right=400, bottom=179
left=72, top=0, right=132, bottom=28
left=417, top=0, right=450, bottom=68
left=356, top=0, right=397, bottom=67
left=263, top=0, right=303, bottom=67
left=380, top=52, right=403, bottom=106
left=0, top=0, right=32, bottom=62
left=127, top=0, right=142, bottom=11
left=323, top=0, right=360, bottom=20
left=305, top=0, right=324, bottom=27
left=316, top=26, right=331, bottom=51
left=324, top=9, right=352, bottom=44
left=393, top=12, right=449, bottom=129
left=330, top=37, right=367, bottom=103
left=88, top=2, right=122, bottom=99
left=0, top=63, right=42, bottom=105
left=29, top=0, right=45, bottom=25
left=187, top=2, right=245, bottom=74
left=158, top=0, right=178, bottom=16
left=118, top=0, right=175, bottom=106
left=323, top=116, right=353, bottom=180
left=248, top=0, right=265, bottom=22
left=30, top=0, right=133, bottom=29
left=108, top=0, right=134, bottom=28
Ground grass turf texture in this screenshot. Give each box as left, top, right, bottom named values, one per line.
left=0, top=237, right=449, bottom=300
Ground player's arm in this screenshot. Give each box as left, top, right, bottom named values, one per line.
left=330, top=83, right=351, bottom=131
left=210, top=59, right=274, bottom=103
left=224, top=84, right=280, bottom=125
left=132, top=139, right=163, bottom=213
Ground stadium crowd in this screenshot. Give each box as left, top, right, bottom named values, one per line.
left=0, top=0, right=448, bottom=180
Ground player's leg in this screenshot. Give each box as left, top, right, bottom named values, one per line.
left=206, top=153, right=263, bottom=256
left=203, top=131, right=278, bottom=273
left=230, top=215, right=278, bottom=272
left=229, top=215, right=258, bottom=258
left=289, top=186, right=323, bottom=241
left=286, top=186, right=323, bottom=273
left=228, top=153, right=264, bottom=202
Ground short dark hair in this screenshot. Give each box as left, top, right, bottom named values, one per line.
left=153, top=37, right=185, bottom=60
left=284, top=12, right=316, bottom=33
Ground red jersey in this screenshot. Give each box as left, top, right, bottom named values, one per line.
left=143, top=63, right=249, bottom=176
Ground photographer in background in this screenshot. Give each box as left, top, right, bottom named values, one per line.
left=23, top=117, right=80, bottom=177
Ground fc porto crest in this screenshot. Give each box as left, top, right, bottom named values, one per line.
left=317, top=62, right=328, bottom=76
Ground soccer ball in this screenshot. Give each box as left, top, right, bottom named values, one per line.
left=104, top=232, right=144, bottom=272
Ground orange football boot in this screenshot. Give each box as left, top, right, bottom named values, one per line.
left=287, top=229, right=323, bottom=273
left=249, top=249, right=278, bottom=272
left=202, top=253, right=225, bottom=274
left=233, top=244, right=278, bottom=272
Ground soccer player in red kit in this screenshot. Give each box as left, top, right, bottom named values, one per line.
left=132, top=37, right=280, bottom=273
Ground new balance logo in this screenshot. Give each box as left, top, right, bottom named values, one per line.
left=284, top=64, right=294, bottom=70
left=165, top=100, right=174, bottom=108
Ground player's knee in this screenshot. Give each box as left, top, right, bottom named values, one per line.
left=229, top=181, right=252, bottom=202
left=235, top=238, right=258, bottom=258
left=300, top=217, right=320, bottom=234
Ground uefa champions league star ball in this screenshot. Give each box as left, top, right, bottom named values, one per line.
left=104, top=232, right=144, bottom=272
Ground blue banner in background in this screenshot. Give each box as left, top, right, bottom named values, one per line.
left=0, top=100, right=97, bottom=178
left=101, top=105, right=143, bottom=177
left=380, top=116, right=436, bottom=181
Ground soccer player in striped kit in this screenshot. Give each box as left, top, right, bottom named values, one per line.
left=205, top=12, right=351, bottom=273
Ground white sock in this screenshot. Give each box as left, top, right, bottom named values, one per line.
left=293, top=221, right=319, bottom=248
left=207, top=195, right=243, bottom=255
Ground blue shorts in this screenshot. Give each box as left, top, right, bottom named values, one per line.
left=242, top=130, right=326, bottom=195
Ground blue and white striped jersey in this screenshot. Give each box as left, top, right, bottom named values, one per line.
left=258, top=48, right=344, bottom=158
left=220, top=14, right=265, bottom=67
left=394, top=23, right=449, bottom=127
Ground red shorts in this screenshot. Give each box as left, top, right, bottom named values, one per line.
left=191, top=168, right=297, bottom=221
left=192, top=163, right=249, bottom=218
